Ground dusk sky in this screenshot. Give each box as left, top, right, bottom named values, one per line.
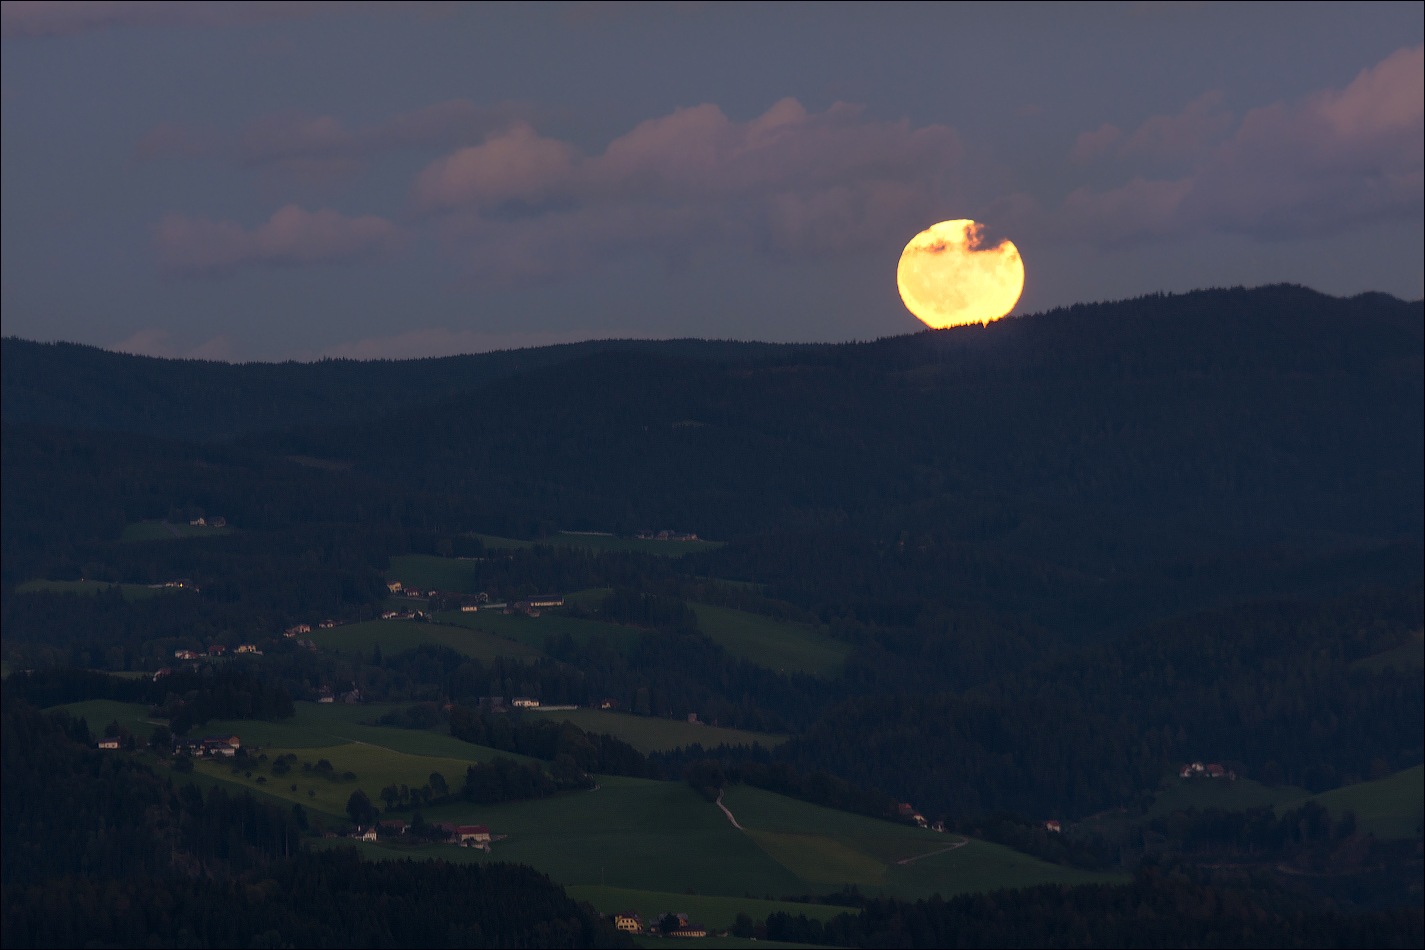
left=2, top=1, right=1421, bottom=362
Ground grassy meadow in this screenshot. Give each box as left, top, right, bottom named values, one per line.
left=1277, top=765, right=1424, bottom=839
left=307, top=618, right=541, bottom=663
left=691, top=604, right=848, bottom=678
left=48, top=695, right=1125, bottom=921
left=529, top=707, right=787, bottom=754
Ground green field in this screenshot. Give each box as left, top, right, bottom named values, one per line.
left=691, top=604, right=849, bottom=677
left=121, top=520, right=233, bottom=542
left=723, top=784, right=1123, bottom=900
left=1351, top=632, right=1424, bottom=673
left=529, top=707, right=787, bottom=754
left=15, top=579, right=170, bottom=601
left=50, top=695, right=1120, bottom=917
left=475, top=532, right=720, bottom=557
left=308, top=619, right=541, bottom=663
left=387, top=554, right=484, bottom=593
left=434, top=608, right=642, bottom=653
left=54, top=699, right=162, bottom=734
left=1277, top=765, right=1424, bottom=840
left=1145, top=773, right=1312, bottom=818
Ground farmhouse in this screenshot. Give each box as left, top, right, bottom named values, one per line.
left=207, top=644, right=226, bottom=656
left=669, top=923, right=707, bottom=938
left=387, top=581, right=403, bottom=593
left=455, top=825, right=491, bottom=847
left=284, top=624, right=311, bottom=636
left=1044, top=820, right=1062, bottom=833
left=1179, top=761, right=1237, bottom=780
left=612, top=913, right=643, bottom=934
left=357, top=827, right=377, bottom=842
left=235, top=644, right=261, bottom=654
left=98, top=738, right=121, bottom=749
left=511, top=697, right=539, bottom=708
left=174, top=649, right=201, bottom=660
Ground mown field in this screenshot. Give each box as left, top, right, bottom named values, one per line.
left=14, top=579, right=173, bottom=601
left=307, top=618, right=541, bottom=663
left=691, top=604, right=848, bottom=678
left=530, top=707, right=787, bottom=754
left=120, top=520, right=233, bottom=542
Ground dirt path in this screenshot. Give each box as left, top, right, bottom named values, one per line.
left=896, top=838, right=969, bottom=865
left=715, top=788, right=744, bottom=830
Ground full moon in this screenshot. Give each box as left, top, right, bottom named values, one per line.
left=896, top=220, right=1024, bottom=328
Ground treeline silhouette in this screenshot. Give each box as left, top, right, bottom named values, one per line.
left=0, top=694, right=631, bottom=948
left=752, top=868, right=1423, bottom=948
left=4, top=667, right=293, bottom=733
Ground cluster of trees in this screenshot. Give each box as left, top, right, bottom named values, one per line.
left=0, top=850, right=633, bottom=949
left=1, top=696, right=303, bottom=882
left=449, top=706, right=654, bottom=779
left=5, top=667, right=294, bottom=734
left=677, top=750, right=897, bottom=817
left=747, top=867, right=1424, bottom=948
left=463, top=755, right=591, bottom=804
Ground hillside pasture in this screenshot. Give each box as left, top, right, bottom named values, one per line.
left=386, top=554, right=483, bottom=594
left=1350, top=632, right=1424, bottom=673
left=307, top=619, right=541, bottom=663
left=527, top=707, right=787, bottom=754
left=722, top=784, right=1123, bottom=900
left=1278, top=765, right=1424, bottom=840
left=691, top=604, right=849, bottom=677
left=1145, top=773, right=1312, bottom=818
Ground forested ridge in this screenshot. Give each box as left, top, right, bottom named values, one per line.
left=2, top=286, right=1421, bottom=945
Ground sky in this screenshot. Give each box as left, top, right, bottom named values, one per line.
left=1, top=1, right=1421, bottom=362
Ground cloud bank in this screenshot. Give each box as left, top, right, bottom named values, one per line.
left=154, top=204, right=405, bottom=276
left=411, top=98, right=962, bottom=279
left=1064, top=45, right=1423, bottom=244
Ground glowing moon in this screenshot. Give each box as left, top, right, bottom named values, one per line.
left=896, top=220, right=1024, bottom=328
